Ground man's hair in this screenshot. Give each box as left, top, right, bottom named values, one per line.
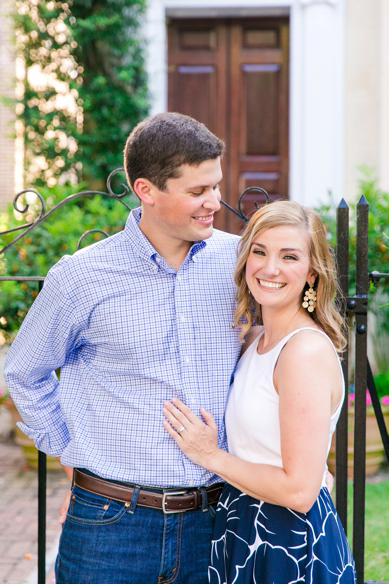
left=123, top=112, right=225, bottom=192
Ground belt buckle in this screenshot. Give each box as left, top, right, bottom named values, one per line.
left=162, top=490, right=188, bottom=514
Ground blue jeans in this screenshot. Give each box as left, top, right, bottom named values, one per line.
left=55, top=480, right=217, bottom=583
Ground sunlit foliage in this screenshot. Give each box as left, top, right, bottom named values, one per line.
left=12, top=0, right=149, bottom=187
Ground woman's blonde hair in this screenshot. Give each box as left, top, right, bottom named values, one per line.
left=234, top=200, right=347, bottom=352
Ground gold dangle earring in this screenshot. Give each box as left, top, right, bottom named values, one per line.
left=302, top=285, right=317, bottom=313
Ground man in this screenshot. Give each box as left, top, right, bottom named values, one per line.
left=5, top=113, right=242, bottom=583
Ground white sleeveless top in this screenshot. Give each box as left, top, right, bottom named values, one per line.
left=225, top=327, right=344, bottom=488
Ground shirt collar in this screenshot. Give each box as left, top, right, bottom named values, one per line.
left=124, top=207, right=207, bottom=263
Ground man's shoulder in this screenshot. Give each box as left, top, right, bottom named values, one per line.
left=201, top=229, right=240, bottom=261
left=207, top=228, right=240, bottom=249
left=74, top=229, right=129, bottom=260
left=196, top=230, right=240, bottom=273
left=47, top=230, right=129, bottom=281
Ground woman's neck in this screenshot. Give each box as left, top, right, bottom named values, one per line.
left=260, top=304, right=316, bottom=351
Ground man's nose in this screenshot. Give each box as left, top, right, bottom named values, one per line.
left=203, top=189, right=221, bottom=212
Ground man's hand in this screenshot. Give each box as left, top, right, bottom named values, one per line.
left=59, top=488, right=71, bottom=524
left=57, top=460, right=74, bottom=524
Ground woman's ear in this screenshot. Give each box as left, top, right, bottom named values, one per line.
left=308, top=271, right=317, bottom=288
left=133, top=178, right=156, bottom=206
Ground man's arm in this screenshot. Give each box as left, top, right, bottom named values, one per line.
left=4, top=259, right=83, bottom=457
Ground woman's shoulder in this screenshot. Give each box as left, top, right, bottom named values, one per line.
left=278, top=327, right=340, bottom=371
left=274, top=326, right=344, bottom=411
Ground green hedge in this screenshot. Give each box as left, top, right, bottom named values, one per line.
left=316, top=168, right=389, bottom=375
left=9, top=0, right=149, bottom=186
left=0, top=181, right=137, bottom=341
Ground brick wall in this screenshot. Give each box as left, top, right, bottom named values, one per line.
left=0, top=1, right=16, bottom=209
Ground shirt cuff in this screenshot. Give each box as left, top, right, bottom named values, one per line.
left=17, top=420, right=70, bottom=457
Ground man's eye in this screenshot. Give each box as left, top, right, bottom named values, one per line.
left=191, top=191, right=204, bottom=196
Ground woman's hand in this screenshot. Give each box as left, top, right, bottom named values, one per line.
left=163, top=398, right=220, bottom=470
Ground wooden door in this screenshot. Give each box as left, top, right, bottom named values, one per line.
left=168, top=18, right=289, bottom=234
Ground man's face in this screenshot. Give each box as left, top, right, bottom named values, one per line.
left=150, top=158, right=222, bottom=244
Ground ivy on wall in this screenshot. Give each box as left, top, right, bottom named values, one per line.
left=12, top=0, right=149, bottom=187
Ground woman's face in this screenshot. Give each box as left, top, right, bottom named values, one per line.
left=245, top=225, right=316, bottom=312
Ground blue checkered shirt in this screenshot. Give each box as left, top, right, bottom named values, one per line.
left=5, top=208, right=241, bottom=487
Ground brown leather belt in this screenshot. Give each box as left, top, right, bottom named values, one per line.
left=73, top=469, right=224, bottom=514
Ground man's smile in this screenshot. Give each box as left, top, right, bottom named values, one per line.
left=192, top=214, right=214, bottom=223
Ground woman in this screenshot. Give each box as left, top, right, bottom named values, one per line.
left=163, top=201, right=356, bottom=583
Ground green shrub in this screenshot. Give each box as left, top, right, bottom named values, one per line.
left=316, top=167, right=389, bottom=374
left=373, top=372, right=389, bottom=401
left=0, top=181, right=137, bottom=341
left=8, top=0, right=149, bottom=186
left=316, top=168, right=389, bottom=297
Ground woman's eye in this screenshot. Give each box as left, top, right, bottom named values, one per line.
left=253, top=250, right=265, bottom=256
left=284, top=255, right=297, bottom=261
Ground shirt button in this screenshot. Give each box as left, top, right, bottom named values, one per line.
left=189, top=481, right=194, bottom=487
left=153, top=265, right=158, bottom=271
left=177, top=275, right=182, bottom=281
left=180, top=315, right=186, bottom=322
left=185, top=357, right=190, bottom=364
left=155, top=257, right=161, bottom=263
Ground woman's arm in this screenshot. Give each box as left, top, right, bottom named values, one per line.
left=163, top=331, right=342, bottom=513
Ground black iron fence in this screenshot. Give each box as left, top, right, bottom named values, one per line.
left=335, top=196, right=389, bottom=584
left=0, top=177, right=388, bottom=584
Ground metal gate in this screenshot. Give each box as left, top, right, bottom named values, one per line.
left=1, top=174, right=388, bottom=584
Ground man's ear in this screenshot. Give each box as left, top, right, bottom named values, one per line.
left=133, top=178, right=156, bottom=206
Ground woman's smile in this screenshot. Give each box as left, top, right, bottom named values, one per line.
left=257, top=279, right=287, bottom=290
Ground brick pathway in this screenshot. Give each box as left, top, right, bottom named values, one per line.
left=0, top=439, right=69, bottom=584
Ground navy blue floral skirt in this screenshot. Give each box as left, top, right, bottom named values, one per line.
left=209, top=484, right=356, bottom=584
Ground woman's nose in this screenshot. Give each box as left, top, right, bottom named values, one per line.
left=262, top=258, right=280, bottom=276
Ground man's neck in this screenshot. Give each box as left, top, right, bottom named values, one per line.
left=138, top=217, right=191, bottom=271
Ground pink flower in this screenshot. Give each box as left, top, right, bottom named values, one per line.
left=348, top=390, right=389, bottom=407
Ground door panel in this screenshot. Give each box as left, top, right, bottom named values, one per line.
left=168, top=20, right=229, bottom=230
left=168, top=17, right=289, bottom=234
left=244, top=65, right=280, bottom=156
left=175, top=66, right=216, bottom=129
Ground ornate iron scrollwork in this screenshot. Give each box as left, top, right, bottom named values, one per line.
left=221, top=186, right=270, bottom=222
left=0, top=168, right=270, bottom=256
